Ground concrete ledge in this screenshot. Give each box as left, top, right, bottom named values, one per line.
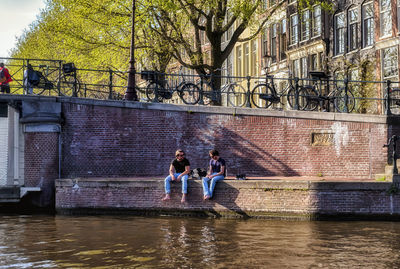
left=0, top=187, right=21, bottom=203
left=55, top=178, right=400, bottom=220
left=0, top=94, right=390, bottom=124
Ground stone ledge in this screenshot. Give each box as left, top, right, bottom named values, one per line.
left=0, top=94, right=389, bottom=124
left=55, top=178, right=391, bottom=191
left=55, top=178, right=400, bottom=220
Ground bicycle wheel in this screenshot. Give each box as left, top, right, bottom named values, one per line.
left=301, top=86, right=319, bottom=111
left=57, top=74, right=81, bottom=97
left=197, top=82, right=213, bottom=105
left=179, top=83, right=200, bottom=105
left=286, top=86, right=296, bottom=109
left=226, top=83, right=247, bottom=107
left=334, top=88, right=355, bottom=113
left=145, top=82, right=163, bottom=102
left=251, top=84, right=274, bottom=108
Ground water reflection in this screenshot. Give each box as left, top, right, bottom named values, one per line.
left=0, top=215, right=400, bottom=268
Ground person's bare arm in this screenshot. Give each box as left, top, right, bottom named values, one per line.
left=177, top=165, right=191, bottom=180
left=169, top=164, right=176, bottom=181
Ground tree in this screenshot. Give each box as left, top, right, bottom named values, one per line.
left=143, top=0, right=287, bottom=105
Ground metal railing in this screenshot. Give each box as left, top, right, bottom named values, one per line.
left=1, top=57, right=400, bottom=115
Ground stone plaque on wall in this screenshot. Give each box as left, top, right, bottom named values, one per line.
left=311, top=132, right=334, bottom=146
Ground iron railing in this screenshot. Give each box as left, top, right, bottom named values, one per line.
left=1, top=57, right=400, bottom=115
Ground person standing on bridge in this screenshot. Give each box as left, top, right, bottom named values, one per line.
left=162, top=149, right=191, bottom=203
left=202, top=149, right=226, bottom=200
left=0, top=63, right=12, bottom=94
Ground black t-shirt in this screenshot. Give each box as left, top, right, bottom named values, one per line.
left=171, top=158, right=190, bottom=173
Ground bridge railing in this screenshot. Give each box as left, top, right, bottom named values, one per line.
left=1, top=57, right=399, bottom=115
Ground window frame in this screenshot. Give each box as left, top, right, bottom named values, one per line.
left=290, top=14, right=299, bottom=45
left=236, top=46, right=242, bottom=77
left=362, top=2, right=374, bottom=48
left=301, top=9, right=310, bottom=42
left=381, top=46, right=399, bottom=81
left=348, top=7, right=358, bottom=51
left=270, top=23, right=277, bottom=63
left=334, top=12, right=346, bottom=55
left=280, top=19, right=287, bottom=61
left=312, top=5, right=322, bottom=38
left=380, top=0, right=392, bottom=37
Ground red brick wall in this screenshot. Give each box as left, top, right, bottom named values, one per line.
left=55, top=179, right=400, bottom=219
left=60, top=102, right=388, bottom=179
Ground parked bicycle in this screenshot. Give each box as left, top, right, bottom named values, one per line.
left=196, top=71, right=247, bottom=107
left=25, top=64, right=54, bottom=95
left=142, top=71, right=200, bottom=104
left=299, top=71, right=355, bottom=113
left=25, top=62, right=81, bottom=97
left=250, top=71, right=299, bottom=109
left=57, top=62, right=81, bottom=97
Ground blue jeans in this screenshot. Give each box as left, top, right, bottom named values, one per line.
left=202, top=173, right=224, bottom=198
left=165, top=173, right=188, bottom=194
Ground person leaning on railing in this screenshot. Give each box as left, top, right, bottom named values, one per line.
left=0, top=63, right=12, bottom=94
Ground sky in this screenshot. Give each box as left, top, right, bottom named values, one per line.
left=1, top=0, right=46, bottom=58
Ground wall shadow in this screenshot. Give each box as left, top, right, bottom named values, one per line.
left=187, top=124, right=299, bottom=177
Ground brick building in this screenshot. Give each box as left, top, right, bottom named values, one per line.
left=228, top=1, right=400, bottom=109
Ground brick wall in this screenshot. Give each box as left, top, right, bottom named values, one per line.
left=60, top=101, right=389, bottom=179
left=24, top=132, right=58, bottom=207
left=55, top=178, right=400, bottom=219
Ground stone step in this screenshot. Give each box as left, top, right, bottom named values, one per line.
left=0, top=187, right=20, bottom=203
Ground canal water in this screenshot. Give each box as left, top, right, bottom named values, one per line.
left=0, top=215, right=400, bottom=268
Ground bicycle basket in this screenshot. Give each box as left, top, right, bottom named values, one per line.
left=62, top=63, right=76, bottom=74
left=140, top=70, right=156, bottom=81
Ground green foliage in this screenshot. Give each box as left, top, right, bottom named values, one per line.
left=10, top=0, right=296, bottom=102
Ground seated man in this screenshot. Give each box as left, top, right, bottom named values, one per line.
left=162, top=149, right=191, bottom=203
left=202, top=149, right=226, bottom=200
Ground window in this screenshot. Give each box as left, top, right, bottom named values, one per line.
left=270, top=24, right=277, bottom=63
left=334, top=12, right=345, bottom=55
left=244, top=43, right=249, bottom=76
left=222, top=54, right=234, bottom=85
left=312, top=6, right=322, bottom=37
left=382, top=47, right=399, bottom=81
left=251, top=40, right=257, bottom=76
left=310, top=54, right=318, bottom=71
left=380, top=0, right=392, bottom=37
left=262, top=28, right=268, bottom=57
left=398, top=0, right=400, bottom=32
left=290, top=14, right=299, bottom=44
left=293, top=59, right=300, bottom=78
left=348, top=8, right=358, bottom=51
left=300, top=57, right=308, bottom=78
left=362, top=2, right=374, bottom=47
left=349, top=68, right=360, bottom=95
left=262, top=0, right=268, bottom=9
left=280, top=19, right=287, bottom=60
left=301, top=10, right=310, bottom=41
left=236, top=46, right=242, bottom=77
